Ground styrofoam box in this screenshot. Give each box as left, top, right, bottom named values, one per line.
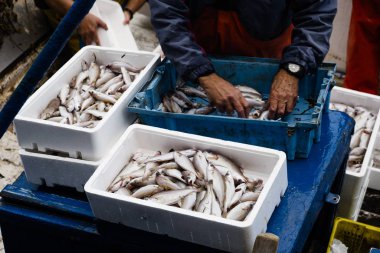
left=85, top=125, right=288, bottom=253
left=14, top=46, right=160, bottom=161
left=90, top=0, right=138, bottom=51
left=19, top=149, right=102, bottom=192
left=331, top=87, right=380, bottom=219
left=368, top=133, right=380, bottom=191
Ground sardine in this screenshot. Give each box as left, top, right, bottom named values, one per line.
left=195, top=191, right=206, bottom=210
left=174, top=151, right=197, bottom=175
left=193, top=151, right=208, bottom=180
left=350, top=147, right=366, bottom=156
left=240, top=191, right=260, bottom=202
left=47, top=116, right=64, bottom=123
left=162, top=96, right=173, bottom=112
left=230, top=183, right=247, bottom=207
left=40, top=98, right=61, bottom=119
left=226, top=201, right=254, bottom=221
left=115, top=187, right=132, bottom=196
left=156, top=172, right=181, bottom=190
left=354, top=111, right=370, bottom=133
left=121, top=66, right=132, bottom=87
left=127, top=175, right=156, bottom=189
left=366, top=115, right=376, bottom=130
left=143, top=162, right=159, bottom=179
left=179, top=86, right=208, bottom=99
left=223, top=172, right=235, bottom=215
left=86, top=109, right=106, bottom=119
left=246, top=98, right=265, bottom=108
left=88, top=62, right=100, bottom=86
left=236, top=86, right=261, bottom=98
left=211, top=189, right=222, bottom=217
left=148, top=188, right=198, bottom=205
left=89, top=90, right=117, bottom=104
left=197, top=183, right=213, bottom=214
left=59, top=84, right=70, bottom=105
left=195, top=107, right=215, bottom=115
left=212, top=168, right=225, bottom=208
left=181, top=191, right=197, bottom=210
left=131, top=185, right=163, bottom=199
left=174, top=90, right=194, bottom=107
left=350, top=129, right=363, bottom=149
left=106, top=81, right=124, bottom=95
left=108, top=61, right=144, bottom=73
left=163, top=168, right=186, bottom=183
left=158, top=162, right=179, bottom=170
left=170, top=98, right=182, bottom=113
left=205, top=152, right=247, bottom=183
left=182, top=171, right=197, bottom=185
left=95, top=71, right=115, bottom=88
left=75, top=70, right=89, bottom=90
left=359, top=129, right=371, bottom=148
left=97, top=75, right=122, bottom=92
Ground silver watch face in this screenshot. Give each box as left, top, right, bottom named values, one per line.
left=288, top=63, right=300, bottom=73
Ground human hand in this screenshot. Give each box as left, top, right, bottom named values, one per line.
left=123, top=10, right=132, bottom=24
left=199, top=73, right=250, bottom=118
left=78, top=13, right=108, bottom=45
left=268, top=69, right=299, bottom=119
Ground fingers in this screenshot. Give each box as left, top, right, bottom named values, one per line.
left=276, top=100, right=287, bottom=118
left=96, top=17, right=108, bottom=30
left=286, top=96, right=297, bottom=114
left=94, top=33, right=100, bottom=46
left=268, top=98, right=278, bottom=119
left=231, top=97, right=245, bottom=118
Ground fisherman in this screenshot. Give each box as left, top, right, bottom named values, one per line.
left=148, top=0, right=337, bottom=119
left=34, top=0, right=146, bottom=51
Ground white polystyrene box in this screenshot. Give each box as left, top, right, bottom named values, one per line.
left=330, top=87, right=380, bottom=219
left=85, top=125, right=288, bottom=253
left=19, top=148, right=101, bottom=192
left=90, top=0, right=138, bottom=51
left=368, top=133, right=380, bottom=191
left=14, top=46, right=160, bottom=161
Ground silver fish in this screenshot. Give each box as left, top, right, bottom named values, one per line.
left=223, top=172, right=235, bottom=214
left=163, top=168, right=186, bottom=183
left=345, top=106, right=355, bottom=118
left=131, top=185, right=163, bottom=199
left=240, top=191, right=260, bottom=202
left=174, top=151, right=197, bottom=175
left=115, top=187, right=132, bottom=196
left=148, top=188, right=198, bottom=205
left=158, top=162, right=179, bottom=170
left=179, top=86, right=208, bottom=99
left=359, top=129, right=371, bottom=148
left=79, top=112, right=92, bottom=122
left=350, top=129, right=363, bottom=149
left=230, top=183, right=247, bottom=207
left=163, top=96, right=173, bottom=112
left=350, top=147, right=366, bottom=156
left=108, top=61, right=144, bottom=73
left=205, top=152, right=247, bottom=183
left=226, top=201, right=254, bottom=221
left=97, top=75, right=123, bottom=93
left=106, top=81, right=125, bottom=95
left=156, top=172, right=181, bottom=190
left=75, top=70, right=89, bottom=90
left=197, top=183, right=213, bottom=214
left=95, top=71, right=115, bottom=88
left=333, top=103, right=348, bottom=112
left=143, top=162, right=159, bottom=179
left=211, top=189, right=222, bottom=217
left=354, top=111, right=370, bottom=133
left=195, top=191, right=206, bottom=210
left=174, top=90, right=193, bottom=107
left=59, top=84, right=71, bottom=105
left=259, top=110, right=269, bottom=120
left=170, top=98, right=182, bottom=113
left=40, top=98, right=61, bottom=119
left=89, top=90, right=117, bottom=104
left=181, top=191, right=197, bottom=210
left=66, top=99, right=75, bottom=112
left=127, top=175, right=156, bottom=190
left=193, top=151, right=208, bottom=180
left=182, top=171, right=197, bottom=185
left=195, top=107, right=215, bottom=115
left=121, top=66, right=132, bottom=87
left=47, top=116, right=64, bottom=123
left=171, top=95, right=189, bottom=109
left=97, top=101, right=106, bottom=112
left=175, top=180, right=187, bottom=189
left=366, top=115, right=376, bottom=130
left=212, top=168, right=225, bottom=208
left=236, top=86, right=261, bottom=98
left=88, top=62, right=100, bottom=86
left=246, top=98, right=265, bottom=108
left=86, top=109, right=106, bottom=119
left=73, top=90, right=83, bottom=111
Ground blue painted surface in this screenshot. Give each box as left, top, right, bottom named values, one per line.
left=0, top=111, right=354, bottom=253
left=128, top=58, right=336, bottom=159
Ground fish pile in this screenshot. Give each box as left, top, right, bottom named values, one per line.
left=330, top=103, right=377, bottom=172
left=159, top=84, right=270, bottom=120
left=39, top=56, right=145, bottom=128
left=108, top=149, right=264, bottom=221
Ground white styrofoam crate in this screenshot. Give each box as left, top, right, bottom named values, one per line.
left=368, top=133, right=380, bottom=191
left=85, top=125, right=288, bottom=253
left=90, top=0, right=138, bottom=51
left=330, top=87, right=380, bottom=218
left=14, top=46, right=160, bottom=161
left=19, top=149, right=101, bottom=192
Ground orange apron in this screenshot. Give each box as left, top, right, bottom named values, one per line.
left=344, top=0, right=380, bottom=95
left=191, top=6, right=293, bottom=59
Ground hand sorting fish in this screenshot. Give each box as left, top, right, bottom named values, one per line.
left=330, top=103, right=377, bottom=173
left=108, top=148, right=264, bottom=221
left=39, top=54, right=146, bottom=128
left=158, top=82, right=270, bottom=120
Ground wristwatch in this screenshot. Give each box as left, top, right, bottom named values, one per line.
left=280, top=62, right=306, bottom=79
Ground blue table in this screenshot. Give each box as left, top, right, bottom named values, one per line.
left=0, top=111, right=354, bottom=253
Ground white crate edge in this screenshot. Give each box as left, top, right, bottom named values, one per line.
left=85, top=125, right=288, bottom=253
left=368, top=133, right=380, bottom=190
left=14, top=46, right=160, bottom=161
left=20, top=149, right=102, bottom=192
left=90, top=0, right=138, bottom=51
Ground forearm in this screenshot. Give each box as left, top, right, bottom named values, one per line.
left=125, top=0, right=146, bottom=13
left=282, top=0, right=337, bottom=73
left=44, top=0, right=74, bottom=16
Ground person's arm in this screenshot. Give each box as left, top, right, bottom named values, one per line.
left=44, top=0, right=108, bottom=45
left=123, top=0, right=146, bottom=24
left=148, top=0, right=250, bottom=117
left=268, top=0, right=337, bottom=119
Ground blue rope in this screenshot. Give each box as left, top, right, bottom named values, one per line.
left=0, top=0, right=96, bottom=138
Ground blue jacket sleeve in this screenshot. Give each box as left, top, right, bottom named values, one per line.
left=281, top=0, right=337, bottom=73
left=148, top=0, right=214, bottom=82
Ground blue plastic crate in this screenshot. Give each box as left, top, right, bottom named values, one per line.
left=128, top=57, right=335, bottom=160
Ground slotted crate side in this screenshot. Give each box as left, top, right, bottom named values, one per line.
left=369, top=133, right=380, bottom=190
left=128, top=58, right=335, bottom=160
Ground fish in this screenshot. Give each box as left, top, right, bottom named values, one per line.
left=246, top=98, right=265, bottom=108
left=226, top=201, right=255, bottom=221
left=350, top=147, right=366, bottom=156
left=195, top=191, right=206, bottom=210
left=174, top=90, right=193, bottom=107
left=47, top=116, right=64, bottom=123
left=171, top=95, right=189, bottom=109
left=193, top=151, right=208, bottom=180
left=350, top=129, right=363, bottom=149
left=59, top=84, right=71, bottom=105
left=121, top=66, right=132, bottom=87
left=354, top=111, right=370, bottom=133
left=212, top=168, right=225, bottom=208
left=359, top=129, right=371, bottom=148
left=86, top=109, right=106, bottom=119
left=181, top=191, right=197, bottom=210
left=148, top=188, right=198, bottom=205
left=95, top=71, right=115, bottom=88
left=182, top=171, right=197, bottom=185
left=106, top=81, right=124, bottom=95
left=107, top=61, right=144, bottom=73
left=211, top=190, right=222, bottom=217
left=259, top=110, right=269, bottom=120
left=131, top=185, right=163, bottom=199
left=89, top=90, right=117, bottom=104
left=170, top=98, right=182, bottom=113
left=97, top=75, right=123, bottom=93
left=230, top=183, right=247, bottom=207
left=73, top=90, right=83, bottom=111
left=40, top=98, right=61, bottom=119
left=205, top=152, right=247, bottom=183
left=240, top=191, right=260, bottom=202
left=156, top=172, right=182, bottom=190
left=127, top=175, right=156, bottom=189
left=179, top=86, right=208, bottom=99
left=366, top=115, right=376, bottom=130
left=162, top=96, right=173, bottom=112
left=158, top=162, right=179, bottom=170
left=174, top=151, right=197, bottom=175
left=75, top=70, right=89, bottom=90
left=236, top=86, right=262, bottom=98
left=223, top=172, right=235, bottom=215
left=143, top=162, right=159, bottom=179
left=333, top=103, right=348, bottom=112
left=114, top=187, right=132, bottom=196
left=194, top=107, right=215, bottom=115
left=88, top=62, right=100, bottom=86
left=197, top=183, right=213, bottom=214
left=163, top=168, right=186, bottom=183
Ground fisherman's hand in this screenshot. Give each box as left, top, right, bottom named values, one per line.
left=199, top=73, right=250, bottom=118
left=268, top=69, right=299, bottom=119
left=123, top=10, right=132, bottom=24
left=78, top=14, right=108, bottom=45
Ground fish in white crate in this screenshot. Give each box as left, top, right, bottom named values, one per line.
left=330, top=103, right=377, bottom=173
left=39, top=54, right=146, bottom=128
left=107, top=148, right=264, bottom=221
